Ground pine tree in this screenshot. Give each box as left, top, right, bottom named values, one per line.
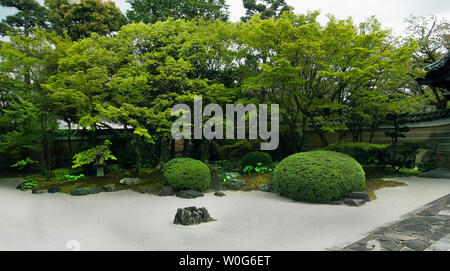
left=0, top=0, right=50, bottom=36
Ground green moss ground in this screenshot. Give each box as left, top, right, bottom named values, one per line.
left=28, top=168, right=165, bottom=195
left=23, top=164, right=412, bottom=198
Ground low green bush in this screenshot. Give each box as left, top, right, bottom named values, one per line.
left=323, top=142, right=390, bottom=165
left=241, top=151, right=272, bottom=169
left=17, top=180, right=38, bottom=191
left=63, top=174, right=85, bottom=181
left=391, top=142, right=427, bottom=168
left=163, top=159, right=211, bottom=191
left=272, top=151, right=365, bottom=203
left=416, top=162, right=437, bottom=172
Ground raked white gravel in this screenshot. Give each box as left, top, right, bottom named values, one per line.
left=0, top=176, right=449, bottom=251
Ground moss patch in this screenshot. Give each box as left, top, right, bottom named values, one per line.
left=365, top=178, right=407, bottom=200
left=239, top=173, right=273, bottom=191
left=363, top=165, right=420, bottom=179
left=29, top=168, right=165, bottom=195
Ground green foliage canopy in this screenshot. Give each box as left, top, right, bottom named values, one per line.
left=126, top=0, right=229, bottom=23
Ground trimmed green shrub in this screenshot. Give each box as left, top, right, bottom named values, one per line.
left=162, top=158, right=196, bottom=174
left=16, top=180, right=38, bottom=191
left=391, top=141, right=426, bottom=168
left=323, top=142, right=390, bottom=165
left=163, top=159, right=211, bottom=191
left=241, top=151, right=272, bottom=169
left=272, top=151, right=365, bottom=203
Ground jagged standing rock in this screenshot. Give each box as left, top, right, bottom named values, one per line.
left=174, top=207, right=216, bottom=226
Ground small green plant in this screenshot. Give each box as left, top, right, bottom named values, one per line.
left=63, top=174, right=86, bottom=181
left=243, top=163, right=273, bottom=174
left=18, top=180, right=38, bottom=191
left=416, top=162, right=437, bottom=173
left=11, top=157, right=38, bottom=170
left=222, top=174, right=233, bottom=185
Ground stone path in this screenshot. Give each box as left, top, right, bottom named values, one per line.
left=343, top=194, right=450, bottom=251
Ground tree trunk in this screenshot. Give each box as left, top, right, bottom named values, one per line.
left=135, top=143, right=142, bottom=174
left=298, top=118, right=307, bottom=152
left=310, top=117, right=328, bottom=147
left=200, top=140, right=210, bottom=162
left=159, top=137, right=171, bottom=163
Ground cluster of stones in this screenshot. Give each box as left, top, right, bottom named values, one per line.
left=343, top=194, right=450, bottom=251
left=158, top=186, right=205, bottom=199
left=174, top=206, right=216, bottom=226
left=331, top=192, right=371, bottom=207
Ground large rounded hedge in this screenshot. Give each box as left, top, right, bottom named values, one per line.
left=241, top=151, right=272, bottom=169
left=163, top=159, right=211, bottom=192
left=272, top=151, right=365, bottom=203
left=162, top=158, right=195, bottom=174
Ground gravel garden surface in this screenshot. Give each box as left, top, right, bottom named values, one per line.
left=1, top=175, right=449, bottom=251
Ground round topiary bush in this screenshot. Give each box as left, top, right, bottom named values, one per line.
left=272, top=151, right=365, bottom=203
left=241, top=151, right=272, bottom=169
left=163, top=159, right=211, bottom=192
left=162, top=158, right=195, bottom=174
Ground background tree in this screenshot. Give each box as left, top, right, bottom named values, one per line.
left=0, top=0, right=50, bottom=36
left=241, top=13, right=422, bottom=150
left=45, top=0, right=126, bottom=40
left=404, top=14, right=449, bottom=65
left=0, top=30, right=70, bottom=174
left=241, top=0, right=292, bottom=21
left=45, top=20, right=236, bottom=170
left=126, top=0, right=229, bottom=24
left=404, top=14, right=449, bottom=110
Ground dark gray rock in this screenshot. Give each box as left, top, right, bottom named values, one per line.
left=48, top=186, right=61, bottom=193
left=330, top=201, right=345, bottom=205
left=71, top=188, right=90, bottom=196
left=344, top=198, right=366, bottom=207
left=176, top=190, right=204, bottom=199
left=102, top=184, right=116, bottom=192
left=71, top=187, right=102, bottom=196
left=159, top=186, right=175, bottom=196
left=349, top=192, right=371, bottom=202
left=174, top=206, right=216, bottom=226
left=119, top=178, right=141, bottom=185
left=214, top=191, right=226, bottom=197
left=140, top=188, right=152, bottom=194
left=259, top=182, right=274, bottom=192
left=89, top=187, right=102, bottom=194
left=32, top=189, right=46, bottom=194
